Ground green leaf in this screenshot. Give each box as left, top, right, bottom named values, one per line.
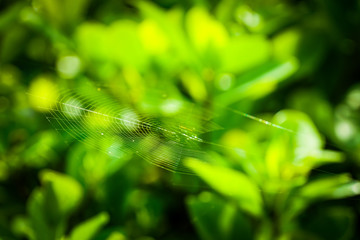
left=27, top=189, right=53, bottom=240
left=69, top=212, right=110, bottom=240
left=272, top=28, right=301, bottom=60
left=220, top=35, right=270, bottom=73
left=186, top=7, right=229, bottom=52
left=106, top=232, right=127, bottom=240
left=11, top=216, right=35, bottom=240
left=300, top=174, right=360, bottom=201
left=187, top=192, right=253, bottom=240
left=75, top=23, right=109, bottom=61
left=185, top=158, right=262, bottom=217
left=137, top=1, right=197, bottom=65
left=22, top=170, right=83, bottom=240
left=265, top=110, right=326, bottom=180
left=36, top=0, right=89, bottom=28
left=40, top=170, right=83, bottom=219
left=216, top=59, right=298, bottom=105
left=108, top=20, right=148, bottom=68
left=75, top=20, right=148, bottom=69
left=286, top=175, right=360, bottom=220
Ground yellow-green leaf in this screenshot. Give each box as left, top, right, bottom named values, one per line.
left=185, top=158, right=262, bottom=217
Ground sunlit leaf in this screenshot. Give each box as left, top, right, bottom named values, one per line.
left=40, top=170, right=83, bottom=219
left=137, top=1, right=196, bottom=64
left=108, top=20, right=148, bottom=69
left=186, top=7, right=229, bottom=52
left=75, top=23, right=109, bottom=61
left=138, top=19, right=169, bottom=55
left=185, top=158, right=262, bottom=217
left=220, top=35, right=270, bottom=73
left=273, top=28, right=301, bottom=60
left=300, top=174, right=360, bottom=200
left=216, top=59, right=299, bottom=105
left=76, top=20, right=148, bottom=69
left=266, top=110, right=327, bottom=179
left=69, top=212, right=109, bottom=240
left=219, top=129, right=265, bottom=183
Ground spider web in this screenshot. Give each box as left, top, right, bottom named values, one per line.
left=34, top=88, right=220, bottom=174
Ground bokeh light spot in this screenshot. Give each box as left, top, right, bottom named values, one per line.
left=29, top=76, right=58, bottom=112
left=56, top=55, right=81, bottom=79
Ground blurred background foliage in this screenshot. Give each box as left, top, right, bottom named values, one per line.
left=1, top=0, right=360, bottom=239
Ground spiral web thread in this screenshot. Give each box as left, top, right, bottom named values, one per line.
left=33, top=89, right=223, bottom=174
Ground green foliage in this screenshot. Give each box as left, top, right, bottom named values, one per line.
left=69, top=212, right=109, bottom=240
left=187, top=192, right=253, bottom=240
left=1, top=0, right=360, bottom=239
left=186, top=110, right=359, bottom=239
left=185, top=158, right=262, bottom=217
left=12, top=170, right=84, bottom=240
